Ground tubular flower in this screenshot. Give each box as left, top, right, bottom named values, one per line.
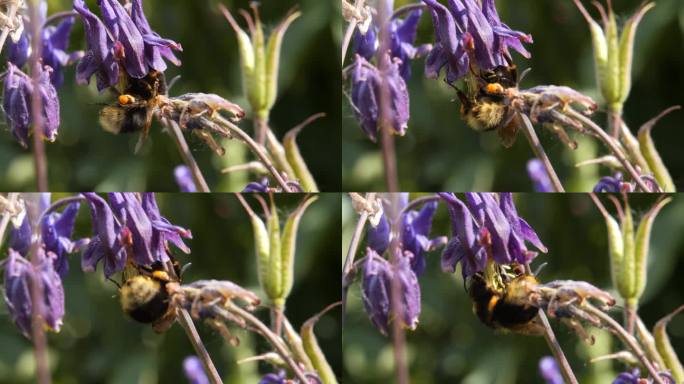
left=538, top=356, right=563, bottom=384
left=73, top=0, right=181, bottom=91
left=439, top=193, right=546, bottom=277
left=174, top=165, right=197, bottom=192
left=593, top=173, right=662, bottom=193
left=81, top=193, right=191, bottom=277
left=361, top=248, right=421, bottom=335
left=2, top=248, right=65, bottom=339
left=242, top=178, right=270, bottom=193
left=422, top=0, right=532, bottom=83
left=350, top=55, right=409, bottom=142
left=258, top=370, right=287, bottom=384
left=527, top=159, right=553, bottom=192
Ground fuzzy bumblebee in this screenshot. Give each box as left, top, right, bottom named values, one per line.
left=119, top=262, right=180, bottom=332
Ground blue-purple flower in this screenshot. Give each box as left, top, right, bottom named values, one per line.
left=439, top=193, right=546, bottom=277
left=361, top=248, right=421, bottom=335
left=527, top=159, right=553, bottom=192
left=174, top=165, right=197, bottom=192
left=2, top=248, right=65, bottom=338
left=182, top=356, right=209, bottom=384
left=593, top=173, right=662, bottom=193
left=242, top=177, right=270, bottom=193
left=3, top=62, right=62, bottom=148
left=73, top=0, right=181, bottom=91
left=350, top=55, right=409, bottom=142
left=258, top=370, right=286, bottom=384
left=7, top=0, right=83, bottom=87
left=81, top=193, right=191, bottom=277
left=538, top=356, right=563, bottom=384
left=422, top=0, right=532, bottom=84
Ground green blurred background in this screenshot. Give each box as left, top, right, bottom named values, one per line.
left=342, top=193, right=684, bottom=383
left=0, top=0, right=341, bottom=192
left=342, top=0, right=684, bottom=192
left=0, top=193, right=341, bottom=383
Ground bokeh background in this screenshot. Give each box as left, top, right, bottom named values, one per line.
left=342, top=0, right=684, bottom=192
left=0, top=0, right=341, bottom=192
left=342, top=193, right=684, bottom=383
left=0, top=193, right=341, bottom=383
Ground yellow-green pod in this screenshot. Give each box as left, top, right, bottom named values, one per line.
left=280, top=196, right=317, bottom=302
left=250, top=213, right=277, bottom=299
left=620, top=200, right=636, bottom=301
left=633, top=198, right=670, bottom=301
left=266, top=131, right=297, bottom=180
left=604, top=9, right=621, bottom=108
left=221, top=6, right=256, bottom=109
left=605, top=213, right=624, bottom=294
left=638, top=107, right=679, bottom=193
left=283, top=318, right=315, bottom=372
left=267, top=197, right=282, bottom=302
left=252, top=5, right=267, bottom=115
left=302, top=305, right=339, bottom=384
left=654, top=306, right=684, bottom=383
left=617, top=3, right=654, bottom=103
left=264, top=10, right=300, bottom=113
left=284, top=118, right=320, bottom=192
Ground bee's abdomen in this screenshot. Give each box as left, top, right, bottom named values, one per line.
left=492, top=300, right=539, bottom=328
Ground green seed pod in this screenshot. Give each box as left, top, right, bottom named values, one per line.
left=283, top=318, right=315, bottom=372
left=264, top=10, right=300, bottom=115
left=280, top=196, right=317, bottom=303
left=617, top=3, right=655, bottom=104
left=250, top=212, right=278, bottom=300
left=267, top=197, right=283, bottom=304
left=633, top=197, right=670, bottom=302
left=604, top=212, right=625, bottom=295
left=638, top=107, right=680, bottom=193
left=221, top=6, right=257, bottom=111
left=654, top=306, right=684, bottom=383
left=604, top=8, right=621, bottom=109
left=302, top=304, right=340, bottom=384
left=620, top=199, right=636, bottom=301
left=252, top=5, right=267, bottom=117
left=284, top=116, right=323, bottom=192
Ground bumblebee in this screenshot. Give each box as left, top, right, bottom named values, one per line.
left=467, top=263, right=545, bottom=336
left=457, top=64, right=521, bottom=147
left=119, top=260, right=181, bottom=332
left=99, top=70, right=168, bottom=151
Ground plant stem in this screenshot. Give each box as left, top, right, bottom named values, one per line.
left=212, top=116, right=292, bottom=192
left=523, top=264, right=578, bottom=384
left=583, top=303, right=665, bottom=384
left=161, top=118, right=211, bottom=192
left=24, top=194, right=50, bottom=384
left=341, top=0, right=366, bottom=66
left=519, top=114, right=565, bottom=192
left=224, top=303, right=310, bottom=383
left=387, top=195, right=409, bottom=384
left=0, top=1, right=19, bottom=56
left=176, top=308, right=223, bottom=384
left=377, top=1, right=399, bottom=193
left=608, top=108, right=622, bottom=139
left=624, top=302, right=637, bottom=336
left=37, top=196, right=86, bottom=224
left=29, top=0, right=47, bottom=192
left=341, top=199, right=370, bottom=326
left=254, top=115, right=268, bottom=146
left=399, top=194, right=440, bottom=218
left=564, top=110, right=651, bottom=192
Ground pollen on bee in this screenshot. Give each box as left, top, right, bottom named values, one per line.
left=118, top=94, right=136, bottom=105
left=152, top=270, right=170, bottom=282
left=485, top=83, right=505, bottom=95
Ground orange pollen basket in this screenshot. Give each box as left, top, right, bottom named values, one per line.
left=485, top=83, right=505, bottom=95
left=118, top=94, right=136, bottom=105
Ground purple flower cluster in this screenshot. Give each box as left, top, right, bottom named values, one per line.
left=174, top=165, right=197, bottom=192
left=538, top=356, right=563, bottom=384
left=82, top=193, right=192, bottom=277
left=182, top=356, right=209, bottom=384
left=439, top=193, right=546, bottom=277
left=258, top=370, right=287, bottom=384
left=350, top=5, right=428, bottom=142
left=73, top=0, right=182, bottom=91
left=527, top=159, right=553, bottom=192
left=422, top=0, right=532, bottom=83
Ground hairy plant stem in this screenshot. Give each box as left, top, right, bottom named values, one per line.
left=378, top=1, right=399, bottom=193
left=24, top=194, right=50, bottom=384
left=399, top=195, right=440, bottom=217
left=160, top=118, right=210, bottom=192
left=341, top=0, right=366, bottom=66
left=608, top=108, right=622, bottom=139
left=523, top=264, right=578, bottom=384
left=583, top=303, right=665, bottom=384
left=563, top=110, right=652, bottom=192
left=254, top=115, right=268, bottom=146
left=0, top=193, right=20, bottom=245
left=519, top=114, right=565, bottom=192
left=224, top=303, right=310, bottom=383
left=177, top=309, right=223, bottom=384
left=0, top=1, right=19, bottom=56
left=625, top=302, right=637, bottom=336
left=341, top=194, right=371, bottom=327
left=211, top=115, right=292, bottom=192
left=29, top=0, right=47, bottom=192
left=387, top=193, right=409, bottom=384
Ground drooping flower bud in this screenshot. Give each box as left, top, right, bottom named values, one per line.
left=182, top=356, right=209, bottom=384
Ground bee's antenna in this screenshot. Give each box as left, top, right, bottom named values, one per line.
left=519, top=67, right=532, bottom=83
left=532, top=262, right=548, bottom=277
left=167, top=75, right=181, bottom=93
left=180, top=262, right=192, bottom=279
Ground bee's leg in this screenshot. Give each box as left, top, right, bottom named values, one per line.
left=205, top=318, right=240, bottom=346
left=561, top=318, right=595, bottom=345
left=134, top=109, right=155, bottom=154
left=192, top=130, right=226, bottom=156
left=545, top=123, right=578, bottom=150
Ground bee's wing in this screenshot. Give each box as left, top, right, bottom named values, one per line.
left=99, top=105, right=127, bottom=134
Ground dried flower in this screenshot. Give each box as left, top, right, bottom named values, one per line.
left=2, top=248, right=65, bottom=338
left=182, top=356, right=209, bottom=384
left=361, top=248, right=420, bottom=335
left=422, top=0, right=532, bottom=83
left=174, top=165, right=197, bottom=192
left=350, top=55, right=409, bottom=142
left=539, top=356, right=563, bottom=384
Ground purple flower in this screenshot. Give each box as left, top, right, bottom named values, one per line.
left=8, top=33, right=30, bottom=68
left=182, top=356, right=209, bottom=384
left=258, top=370, right=286, bottom=384
left=3, top=63, right=33, bottom=147
left=130, top=0, right=182, bottom=73
left=2, top=248, right=65, bottom=338
left=612, top=369, right=640, bottom=384
left=539, top=356, right=563, bottom=384
left=422, top=0, right=531, bottom=84
left=73, top=0, right=120, bottom=90
left=174, top=165, right=197, bottom=192
left=96, top=0, right=146, bottom=78
left=527, top=159, right=553, bottom=192
left=400, top=200, right=439, bottom=275
left=353, top=9, right=430, bottom=80
left=439, top=193, right=545, bottom=277
left=367, top=213, right=390, bottom=255
left=242, top=178, right=270, bottom=193
left=361, top=248, right=421, bottom=335
left=81, top=193, right=190, bottom=277
left=351, top=55, right=409, bottom=142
